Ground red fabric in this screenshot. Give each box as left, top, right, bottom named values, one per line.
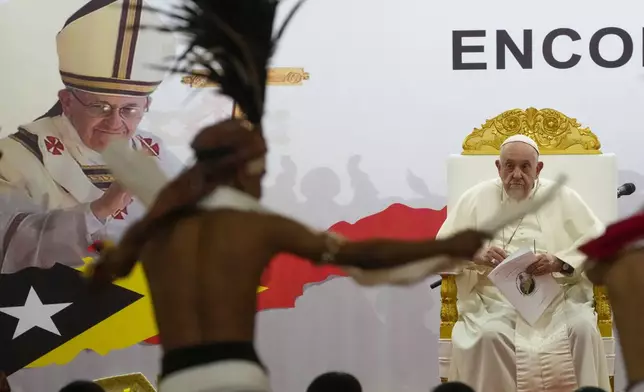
left=579, top=212, right=644, bottom=260
left=143, top=203, right=447, bottom=344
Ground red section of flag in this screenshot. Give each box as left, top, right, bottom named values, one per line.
left=257, top=203, right=447, bottom=310
left=144, top=335, right=160, bottom=344
left=142, top=203, right=447, bottom=344
left=257, top=255, right=344, bottom=311
left=87, top=243, right=98, bottom=254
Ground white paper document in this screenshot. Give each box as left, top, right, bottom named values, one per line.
left=487, top=248, right=562, bottom=326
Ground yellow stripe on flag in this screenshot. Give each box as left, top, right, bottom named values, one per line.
left=27, top=258, right=157, bottom=367
left=26, top=257, right=269, bottom=367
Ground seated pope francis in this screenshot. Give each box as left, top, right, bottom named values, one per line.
left=436, top=135, right=611, bottom=392
left=0, top=0, right=182, bottom=273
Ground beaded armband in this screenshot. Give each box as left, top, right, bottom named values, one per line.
left=320, top=232, right=343, bottom=264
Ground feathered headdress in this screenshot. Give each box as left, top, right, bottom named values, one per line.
left=150, top=0, right=306, bottom=126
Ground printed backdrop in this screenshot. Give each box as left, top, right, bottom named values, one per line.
left=1, top=0, right=643, bottom=391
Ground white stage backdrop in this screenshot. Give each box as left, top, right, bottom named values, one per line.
left=1, top=0, right=643, bottom=391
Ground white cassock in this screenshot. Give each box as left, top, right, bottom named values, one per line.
left=436, top=177, right=611, bottom=392
left=0, top=114, right=183, bottom=274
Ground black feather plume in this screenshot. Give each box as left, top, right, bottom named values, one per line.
left=146, top=0, right=306, bottom=126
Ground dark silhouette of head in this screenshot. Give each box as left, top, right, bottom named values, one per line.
left=307, top=372, right=362, bottom=392
left=432, top=381, right=476, bottom=392
left=300, top=167, right=341, bottom=201
left=59, top=380, right=105, bottom=392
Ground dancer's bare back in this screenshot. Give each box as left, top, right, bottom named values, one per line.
left=142, top=210, right=274, bottom=349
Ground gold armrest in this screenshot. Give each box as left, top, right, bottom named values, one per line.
left=440, top=274, right=458, bottom=340
left=593, top=285, right=612, bottom=338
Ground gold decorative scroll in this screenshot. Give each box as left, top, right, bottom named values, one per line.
left=181, top=67, right=310, bottom=88
left=182, top=67, right=309, bottom=120
left=462, top=107, right=601, bottom=155
left=94, top=372, right=156, bottom=392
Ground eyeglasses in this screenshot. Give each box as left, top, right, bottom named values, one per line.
left=71, top=90, right=149, bottom=120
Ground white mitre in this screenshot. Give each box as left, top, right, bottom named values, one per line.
left=501, top=134, right=540, bottom=155
left=56, top=0, right=176, bottom=97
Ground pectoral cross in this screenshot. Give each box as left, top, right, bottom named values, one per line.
left=180, top=67, right=310, bottom=118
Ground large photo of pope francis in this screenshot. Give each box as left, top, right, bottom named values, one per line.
left=0, top=0, right=183, bottom=273
left=0, top=0, right=188, bottom=378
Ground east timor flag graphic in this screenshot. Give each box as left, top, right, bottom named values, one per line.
left=0, top=263, right=142, bottom=375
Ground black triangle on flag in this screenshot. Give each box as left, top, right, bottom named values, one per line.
left=0, top=263, right=142, bottom=375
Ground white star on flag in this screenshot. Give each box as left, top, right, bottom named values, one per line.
left=0, top=287, right=72, bottom=339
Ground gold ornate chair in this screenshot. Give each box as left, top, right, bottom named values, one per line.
left=93, top=372, right=156, bottom=392
left=438, top=108, right=615, bottom=390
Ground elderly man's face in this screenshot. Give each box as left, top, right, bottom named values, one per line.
left=495, top=142, right=543, bottom=201
left=59, top=89, right=149, bottom=151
